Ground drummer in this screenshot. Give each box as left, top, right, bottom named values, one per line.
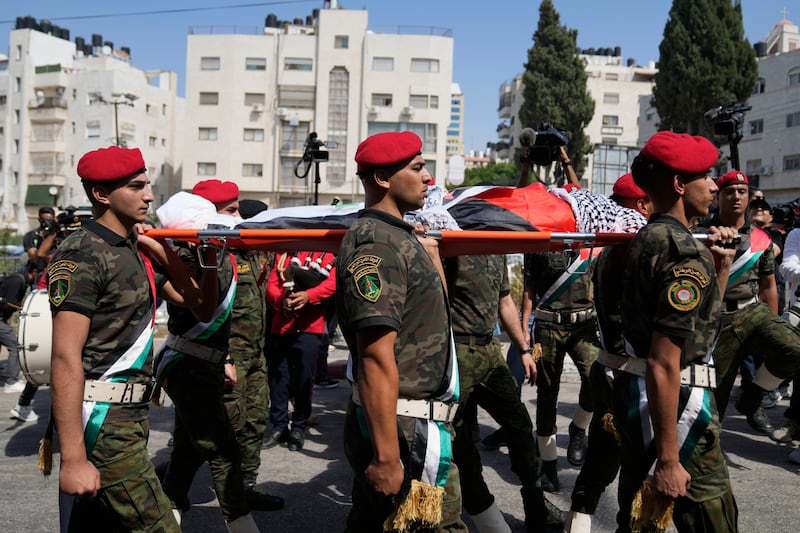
left=1, top=263, right=36, bottom=401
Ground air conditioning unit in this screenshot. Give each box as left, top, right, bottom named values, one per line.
left=401, top=106, right=415, bottom=116
left=367, top=106, right=379, bottom=114
left=758, top=165, right=773, bottom=176
left=252, top=103, right=265, bottom=113
left=276, top=107, right=288, bottom=118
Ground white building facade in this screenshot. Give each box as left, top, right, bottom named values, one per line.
left=183, top=6, right=454, bottom=207
left=0, top=18, right=183, bottom=232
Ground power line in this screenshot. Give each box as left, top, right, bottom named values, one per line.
left=0, top=1, right=316, bottom=25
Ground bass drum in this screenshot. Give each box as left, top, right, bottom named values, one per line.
left=18, top=289, right=52, bottom=386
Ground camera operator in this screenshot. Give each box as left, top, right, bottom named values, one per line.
left=516, top=129, right=579, bottom=188
left=22, top=206, right=56, bottom=274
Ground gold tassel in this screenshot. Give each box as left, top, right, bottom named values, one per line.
left=601, top=410, right=623, bottom=447
left=531, top=343, right=543, bottom=363
left=383, top=479, right=444, bottom=532
left=629, top=479, right=674, bottom=533
left=37, top=415, right=55, bottom=477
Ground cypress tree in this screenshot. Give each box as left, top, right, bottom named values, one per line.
left=519, top=0, right=595, bottom=178
left=652, top=0, right=757, bottom=137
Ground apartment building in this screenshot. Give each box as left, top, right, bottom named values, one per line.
left=0, top=17, right=183, bottom=232
left=183, top=6, right=454, bottom=207
left=447, top=83, right=465, bottom=156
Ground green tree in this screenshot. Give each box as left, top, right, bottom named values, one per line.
left=519, top=0, right=595, bottom=177
left=652, top=0, right=757, bottom=137
left=454, top=162, right=521, bottom=188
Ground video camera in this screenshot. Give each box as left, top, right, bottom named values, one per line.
left=771, top=198, right=800, bottom=229
left=704, top=100, right=752, bottom=136
left=301, top=132, right=333, bottom=164
left=519, top=122, right=569, bottom=166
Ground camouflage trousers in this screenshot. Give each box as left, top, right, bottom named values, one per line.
left=533, top=318, right=598, bottom=436
left=713, top=302, right=800, bottom=419
left=224, top=349, right=268, bottom=475
left=453, top=338, right=538, bottom=515
left=570, top=360, right=623, bottom=516
left=68, top=418, right=180, bottom=533
left=612, top=374, right=738, bottom=533
left=343, top=403, right=467, bottom=533
left=163, top=357, right=249, bottom=521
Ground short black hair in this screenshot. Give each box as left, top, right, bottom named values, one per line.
left=38, top=206, right=55, bottom=216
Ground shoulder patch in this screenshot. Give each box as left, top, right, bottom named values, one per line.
left=672, top=266, right=710, bottom=288
left=48, top=260, right=78, bottom=307
left=347, top=255, right=382, bottom=302
left=237, top=263, right=251, bottom=274
left=667, top=279, right=701, bottom=312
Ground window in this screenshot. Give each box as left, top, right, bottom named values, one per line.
left=334, top=35, right=349, bottom=49
left=605, top=72, right=619, bottom=81
left=411, top=58, right=439, bottom=73
left=787, top=111, right=800, bottom=128
left=749, top=119, right=763, bottom=135
left=284, top=57, right=313, bottom=71
left=201, top=56, right=220, bottom=70
left=789, top=68, right=800, bottom=87
left=199, top=127, right=218, bottom=140
left=0, top=95, right=5, bottom=106
left=243, top=128, right=264, bottom=142
left=278, top=85, right=315, bottom=108
left=242, top=163, right=263, bottom=177
left=14, top=109, right=20, bottom=124
left=326, top=66, right=350, bottom=186
left=15, top=45, right=21, bottom=60
left=603, top=92, right=620, bottom=104
left=0, top=126, right=3, bottom=136
left=280, top=120, right=310, bottom=153
left=145, top=103, right=151, bottom=113
left=199, top=92, right=219, bottom=105
left=745, top=159, right=762, bottom=175
left=371, top=93, right=393, bottom=107
left=372, top=57, right=394, bottom=71
left=602, top=115, right=620, bottom=126
left=245, top=57, right=266, bottom=71
left=244, top=93, right=266, bottom=105
left=15, top=77, right=21, bottom=92
left=754, top=78, right=766, bottom=94
left=149, top=136, right=157, bottom=147
left=601, top=137, right=618, bottom=145
left=86, top=120, right=100, bottom=138
left=197, top=162, right=216, bottom=176
left=162, top=104, right=167, bottom=115
left=784, top=154, right=800, bottom=171
left=410, top=94, right=438, bottom=109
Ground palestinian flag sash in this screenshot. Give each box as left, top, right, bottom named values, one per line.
left=154, top=254, right=238, bottom=384
left=82, top=251, right=157, bottom=455
left=623, top=374, right=714, bottom=532
left=538, top=246, right=603, bottom=307
left=727, top=226, right=772, bottom=285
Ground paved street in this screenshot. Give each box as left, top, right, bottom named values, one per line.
left=2, top=339, right=799, bottom=532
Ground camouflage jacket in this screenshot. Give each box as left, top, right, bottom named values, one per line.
left=525, top=251, right=595, bottom=311
left=337, top=209, right=453, bottom=400
left=445, top=254, right=508, bottom=336
left=593, top=245, right=627, bottom=355
left=229, top=249, right=268, bottom=355
left=622, top=214, right=722, bottom=367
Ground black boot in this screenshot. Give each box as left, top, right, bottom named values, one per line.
left=736, top=383, right=775, bottom=434
left=521, top=486, right=565, bottom=532
left=538, top=460, right=560, bottom=493
left=243, top=471, right=285, bottom=511
left=567, top=423, right=587, bottom=466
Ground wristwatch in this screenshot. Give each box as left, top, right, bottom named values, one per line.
left=521, top=347, right=533, bottom=355
left=562, top=160, right=573, bottom=167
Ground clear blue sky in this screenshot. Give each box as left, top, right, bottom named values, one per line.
left=2, top=1, right=791, bottom=152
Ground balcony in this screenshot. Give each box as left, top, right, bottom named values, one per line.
left=28, top=97, right=68, bottom=123
left=497, top=122, right=510, bottom=139
left=600, top=126, right=623, bottom=136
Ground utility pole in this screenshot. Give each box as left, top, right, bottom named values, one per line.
left=95, top=93, right=137, bottom=146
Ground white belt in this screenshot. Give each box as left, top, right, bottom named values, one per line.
left=83, top=380, right=154, bottom=404
left=351, top=387, right=458, bottom=423
left=598, top=350, right=717, bottom=389
left=166, top=333, right=227, bottom=363
left=535, top=307, right=596, bottom=325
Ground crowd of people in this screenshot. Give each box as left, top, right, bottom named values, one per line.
left=2, top=127, right=800, bottom=533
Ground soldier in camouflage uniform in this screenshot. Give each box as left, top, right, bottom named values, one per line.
left=523, top=250, right=599, bottom=491
left=156, top=180, right=262, bottom=532
left=49, top=146, right=209, bottom=532
left=613, top=131, right=738, bottom=532
left=697, top=170, right=800, bottom=434
left=337, top=131, right=465, bottom=532
left=566, top=173, right=651, bottom=532
left=446, top=254, right=563, bottom=531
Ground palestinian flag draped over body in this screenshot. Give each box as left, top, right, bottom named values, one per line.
left=147, top=184, right=644, bottom=255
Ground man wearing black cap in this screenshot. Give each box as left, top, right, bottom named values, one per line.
left=336, top=131, right=465, bottom=531
left=698, top=170, right=800, bottom=435
left=49, top=146, right=213, bottom=532
left=611, top=131, right=739, bottom=531
left=23, top=206, right=56, bottom=274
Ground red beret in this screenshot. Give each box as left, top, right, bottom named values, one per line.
left=355, top=131, right=423, bottom=173
left=77, top=146, right=146, bottom=182
left=192, top=180, right=239, bottom=204
left=612, top=173, right=647, bottom=199
left=716, top=170, right=749, bottom=189
left=640, top=131, right=718, bottom=175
